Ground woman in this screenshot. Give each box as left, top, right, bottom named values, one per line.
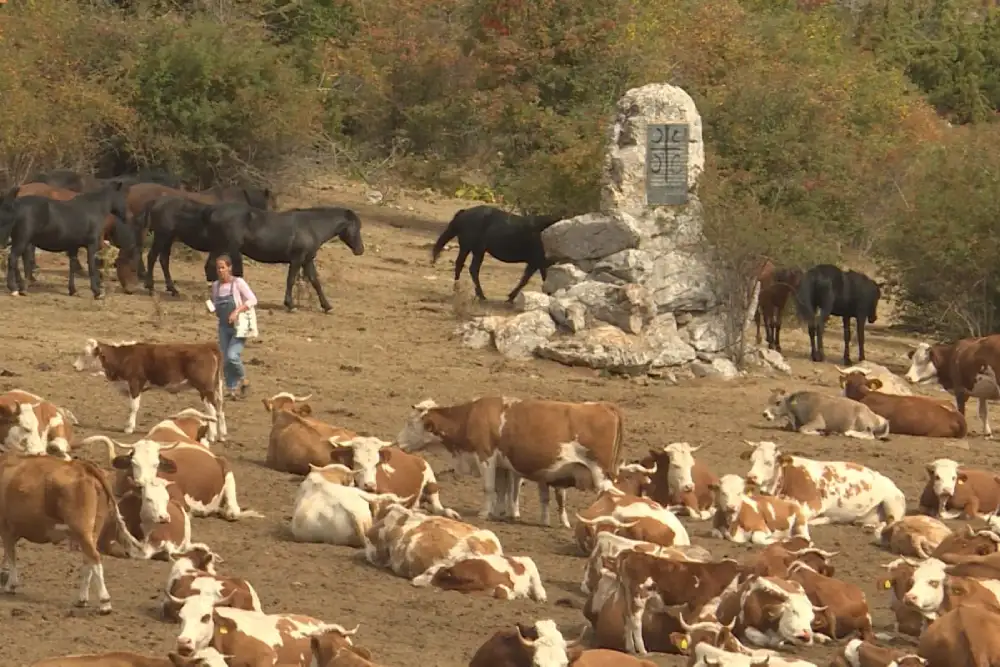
left=209, top=255, right=257, bottom=399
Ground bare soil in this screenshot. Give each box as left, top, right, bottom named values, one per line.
left=1, top=178, right=994, bottom=667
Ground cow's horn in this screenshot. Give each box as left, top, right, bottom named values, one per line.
left=159, top=442, right=181, bottom=452
left=292, top=393, right=313, bottom=402
left=166, top=592, right=186, bottom=604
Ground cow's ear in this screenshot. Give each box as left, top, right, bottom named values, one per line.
left=777, top=454, right=793, bottom=466
left=158, top=458, right=178, bottom=473
left=708, top=483, right=720, bottom=492
left=261, top=398, right=273, bottom=412
left=838, top=375, right=848, bottom=388
left=958, top=472, right=968, bottom=483
left=296, top=403, right=312, bottom=416
left=867, top=379, right=883, bottom=390
left=112, top=455, right=131, bottom=470
left=378, top=448, right=390, bottom=464
left=907, top=350, right=915, bottom=359
left=739, top=450, right=753, bottom=461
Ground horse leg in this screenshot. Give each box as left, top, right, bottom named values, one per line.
left=283, top=262, right=300, bottom=311
left=6, top=246, right=21, bottom=295
left=506, top=263, right=537, bottom=303
left=86, top=243, right=102, bottom=299
left=26, top=246, right=37, bottom=284
left=755, top=308, right=763, bottom=346
left=774, top=311, right=784, bottom=353
left=842, top=316, right=853, bottom=366
left=304, top=258, right=332, bottom=313
left=144, top=237, right=159, bottom=293
left=69, top=251, right=87, bottom=278
left=856, top=317, right=867, bottom=363
left=469, top=252, right=487, bottom=301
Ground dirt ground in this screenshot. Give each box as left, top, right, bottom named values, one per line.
left=1, top=178, right=995, bottom=667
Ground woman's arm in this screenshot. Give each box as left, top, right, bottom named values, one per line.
left=235, top=278, right=258, bottom=311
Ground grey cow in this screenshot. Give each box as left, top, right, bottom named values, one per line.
left=763, top=389, right=890, bottom=440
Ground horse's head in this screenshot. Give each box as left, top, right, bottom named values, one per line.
left=244, top=186, right=277, bottom=211
left=339, top=210, right=364, bottom=256
left=534, top=214, right=562, bottom=231
left=101, top=180, right=129, bottom=222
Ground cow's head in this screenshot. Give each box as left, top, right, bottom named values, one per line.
left=396, top=399, right=441, bottom=452
left=261, top=392, right=313, bottom=423
left=666, top=609, right=739, bottom=656
left=175, top=591, right=236, bottom=656
left=750, top=577, right=816, bottom=645
left=710, top=474, right=746, bottom=516
left=902, top=558, right=948, bottom=613
left=329, top=436, right=392, bottom=492
left=140, top=476, right=173, bottom=525
left=72, top=338, right=103, bottom=373
left=0, top=400, right=45, bottom=456
left=167, top=647, right=230, bottom=667
left=740, top=441, right=781, bottom=494
left=838, top=369, right=880, bottom=399
left=170, top=543, right=221, bottom=575
left=904, top=343, right=938, bottom=384
left=614, top=461, right=656, bottom=496
left=660, top=442, right=699, bottom=494
left=111, top=439, right=179, bottom=487
left=308, top=624, right=363, bottom=667
left=762, top=389, right=791, bottom=422
left=514, top=619, right=579, bottom=667
left=925, top=458, right=961, bottom=498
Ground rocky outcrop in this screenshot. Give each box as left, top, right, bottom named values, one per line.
left=456, top=83, right=736, bottom=378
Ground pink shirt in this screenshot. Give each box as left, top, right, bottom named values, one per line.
left=211, top=277, right=258, bottom=309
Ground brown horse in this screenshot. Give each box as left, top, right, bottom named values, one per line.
left=754, top=258, right=803, bottom=353
left=10, top=183, right=137, bottom=292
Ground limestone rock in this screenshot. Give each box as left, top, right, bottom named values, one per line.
left=647, top=250, right=719, bottom=312
left=745, top=347, right=793, bottom=375
left=556, top=281, right=655, bottom=334
left=543, top=264, right=588, bottom=294
left=549, top=298, right=588, bottom=333
left=492, top=311, right=557, bottom=360
left=453, top=316, right=506, bottom=350
left=591, top=249, right=651, bottom=284
left=542, top=212, right=642, bottom=263
left=644, top=314, right=697, bottom=367
left=537, top=326, right=655, bottom=376
left=514, top=291, right=552, bottom=313
left=681, top=312, right=728, bottom=353
left=691, top=358, right=740, bottom=381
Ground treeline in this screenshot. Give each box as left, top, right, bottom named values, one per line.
left=4, top=0, right=1000, bottom=336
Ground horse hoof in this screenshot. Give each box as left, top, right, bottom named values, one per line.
left=94, top=293, right=105, bottom=300
left=9, top=291, right=19, bottom=297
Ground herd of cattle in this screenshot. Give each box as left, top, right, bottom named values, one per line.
left=1, top=324, right=1000, bottom=667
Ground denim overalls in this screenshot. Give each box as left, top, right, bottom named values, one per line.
left=214, top=285, right=246, bottom=392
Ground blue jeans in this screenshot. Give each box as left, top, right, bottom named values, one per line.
left=218, top=324, right=246, bottom=391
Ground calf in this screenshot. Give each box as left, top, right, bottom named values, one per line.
left=904, top=336, right=1000, bottom=437
left=639, top=442, right=718, bottom=520
left=741, top=441, right=906, bottom=529
left=840, top=371, right=966, bottom=438
left=468, top=619, right=583, bottom=667
left=328, top=436, right=459, bottom=519
left=920, top=458, right=1000, bottom=519
left=709, top=474, right=810, bottom=545
left=174, top=591, right=356, bottom=664
left=574, top=491, right=690, bottom=554
left=262, top=392, right=357, bottom=474
left=291, top=463, right=406, bottom=548
left=714, top=575, right=820, bottom=650
left=0, top=454, right=144, bottom=612
left=917, top=604, right=1000, bottom=667
left=412, top=553, right=547, bottom=601
left=740, top=540, right=838, bottom=580
left=104, top=476, right=191, bottom=560
left=364, top=501, right=503, bottom=582
left=72, top=338, right=226, bottom=441
left=397, top=396, right=624, bottom=527
left=786, top=560, right=875, bottom=641
left=0, top=389, right=76, bottom=459
left=754, top=259, right=802, bottom=353
left=28, top=649, right=229, bottom=667
left=84, top=436, right=260, bottom=521
left=834, top=639, right=926, bottom=667
left=836, top=362, right=914, bottom=396
left=875, top=558, right=927, bottom=637
left=877, top=516, right=952, bottom=559
left=581, top=532, right=710, bottom=595
left=145, top=408, right=218, bottom=447
left=161, top=544, right=261, bottom=621
left=903, top=557, right=1000, bottom=620
left=763, top=389, right=890, bottom=440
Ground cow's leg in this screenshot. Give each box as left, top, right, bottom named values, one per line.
left=807, top=321, right=818, bottom=362
left=979, top=398, right=993, bottom=439
left=0, top=533, right=19, bottom=593
left=749, top=530, right=776, bottom=545
left=554, top=487, right=569, bottom=528
left=421, top=468, right=460, bottom=520
left=507, top=473, right=523, bottom=521
left=66, top=250, right=78, bottom=296
left=218, top=461, right=262, bottom=520
left=304, top=258, right=332, bottom=313
left=538, top=483, right=552, bottom=526
left=774, top=314, right=784, bottom=353
left=623, top=598, right=649, bottom=655
left=469, top=252, right=488, bottom=301
left=476, top=455, right=499, bottom=520
left=6, top=247, right=19, bottom=295
left=200, top=386, right=221, bottom=442
left=844, top=429, right=876, bottom=440
left=797, top=417, right=826, bottom=436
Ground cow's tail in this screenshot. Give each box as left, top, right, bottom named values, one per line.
left=610, top=403, right=625, bottom=477
left=431, top=210, right=464, bottom=264
left=82, top=459, right=145, bottom=558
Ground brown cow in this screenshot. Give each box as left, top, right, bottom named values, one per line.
left=754, top=259, right=802, bottom=353
left=581, top=530, right=710, bottom=595
left=262, top=392, right=357, bottom=475
left=309, top=626, right=380, bottom=667
left=740, top=540, right=837, bottom=581
left=28, top=648, right=229, bottom=667
left=876, top=558, right=927, bottom=637
left=397, top=396, right=624, bottom=527
left=917, top=604, right=1000, bottom=667
left=72, top=339, right=226, bottom=441
left=0, top=388, right=77, bottom=459
left=877, top=515, right=953, bottom=559
left=919, top=458, right=1000, bottom=520
left=786, top=560, right=875, bottom=641
left=840, top=371, right=967, bottom=437
left=161, top=544, right=261, bottom=621
left=639, top=442, right=718, bottom=520
left=574, top=491, right=691, bottom=554
left=145, top=408, right=218, bottom=447
left=101, top=476, right=191, bottom=560
left=411, top=553, right=547, bottom=601
left=932, top=524, right=1000, bottom=559
left=0, top=454, right=143, bottom=612
left=468, top=620, right=584, bottom=667
left=713, top=575, right=820, bottom=650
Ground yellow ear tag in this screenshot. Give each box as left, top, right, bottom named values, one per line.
left=679, top=638, right=688, bottom=650
left=883, top=580, right=891, bottom=589
left=219, top=627, right=229, bottom=634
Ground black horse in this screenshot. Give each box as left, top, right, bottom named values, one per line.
left=431, top=205, right=561, bottom=303
left=205, top=203, right=364, bottom=312
left=140, top=196, right=219, bottom=295
left=1, top=182, right=130, bottom=299
left=795, top=263, right=882, bottom=364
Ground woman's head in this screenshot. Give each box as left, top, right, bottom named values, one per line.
left=216, top=255, right=233, bottom=283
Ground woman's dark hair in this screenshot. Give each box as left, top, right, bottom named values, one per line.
left=216, top=254, right=233, bottom=268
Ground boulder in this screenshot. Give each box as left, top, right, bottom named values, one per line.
left=691, top=358, right=740, bottom=381
left=543, top=264, right=588, bottom=294
left=514, top=291, right=552, bottom=313
left=542, top=212, right=642, bottom=263
left=681, top=312, right=728, bottom=353
left=454, top=316, right=506, bottom=351
left=553, top=281, right=656, bottom=334
left=492, top=311, right=557, bottom=360
left=537, top=326, right=656, bottom=376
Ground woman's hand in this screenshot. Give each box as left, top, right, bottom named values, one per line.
left=228, top=310, right=240, bottom=325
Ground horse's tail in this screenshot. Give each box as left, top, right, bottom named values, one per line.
left=794, top=272, right=816, bottom=325
left=0, top=203, right=17, bottom=248
left=431, top=209, right=465, bottom=264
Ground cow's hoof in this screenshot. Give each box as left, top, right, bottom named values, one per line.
left=98, top=600, right=112, bottom=615
left=74, top=599, right=88, bottom=608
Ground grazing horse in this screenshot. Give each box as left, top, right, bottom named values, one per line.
left=2, top=182, right=130, bottom=299
left=754, top=259, right=803, bottom=353
left=205, top=203, right=364, bottom=312
left=431, top=205, right=561, bottom=303
left=796, top=264, right=882, bottom=365
left=141, top=197, right=219, bottom=295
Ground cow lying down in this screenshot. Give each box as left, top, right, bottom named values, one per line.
left=763, top=389, right=890, bottom=440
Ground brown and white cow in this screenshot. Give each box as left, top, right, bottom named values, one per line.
left=876, top=558, right=929, bottom=637
left=840, top=371, right=967, bottom=438
left=917, top=604, right=1000, bottom=667
left=877, top=515, right=952, bottom=559
left=741, top=441, right=906, bottom=530
left=901, top=557, right=1000, bottom=621
left=28, top=648, right=230, bottom=667
left=468, top=619, right=583, bottom=667
left=581, top=531, right=711, bottom=595
left=904, top=336, right=1000, bottom=438
left=161, top=543, right=261, bottom=621
left=72, top=338, right=226, bottom=441
left=639, top=442, right=718, bottom=520
left=574, top=491, right=690, bottom=554
left=411, top=553, right=547, bottom=601
left=786, top=560, right=875, bottom=642
left=740, top=539, right=837, bottom=580
left=0, top=389, right=77, bottom=459
left=145, top=408, right=218, bottom=447
left=83, top=436, right=261, bottom=521
left=571, top=650, right=658, bottom=667
left=103, top=475, right=191, bottom=560
left=174, top=591, right=357, bottom=665
left=919, top=458, right=1000, bottom=520
left=931, top=525, right=1000, bottom=560
left=713, top=575, right=821, bottom=650
left=327, top=436, right=459, bottom=519
left=262, top=391, right=357, bottom=474
left=397, top=396, right=624, bottom=527
left=832, top=639, right=926, bottom=667
left=709, top=474, right=810, bottom=545
left=0, top=454, right=144, bottom=612
left=364, top=501, right=503, bottom=582
left=309, top=626, right=381, bottom=667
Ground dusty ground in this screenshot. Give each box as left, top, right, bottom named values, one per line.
left=0, top=178, right=994, bottom=667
